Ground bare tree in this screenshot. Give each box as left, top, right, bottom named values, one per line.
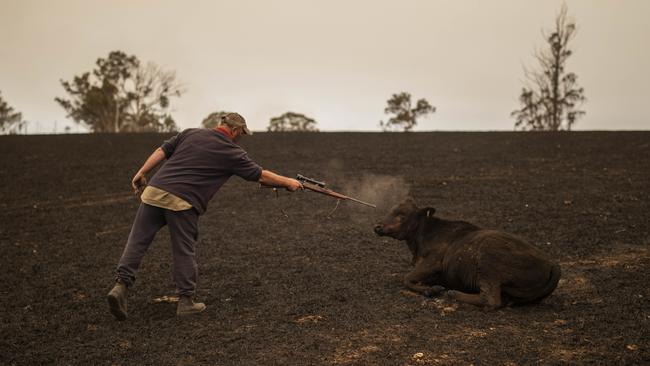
left=0, top=92, right=26, bottom=134
left=268, top=112, right=318, bottom=132
left=56, top=51, right=183, bottom=133
left=380, top=92, right=435, bottom=132
left=512, top=3, right=586, bottom=131
left=122, top=62, right=183, bottom=132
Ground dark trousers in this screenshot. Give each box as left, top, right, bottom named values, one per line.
left=116, top=203, right=200, bottom=296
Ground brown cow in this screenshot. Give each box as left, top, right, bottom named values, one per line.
left=374, top=198, right=561, bottom=309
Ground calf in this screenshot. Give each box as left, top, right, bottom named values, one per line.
left=374, top=199, right=561, bottom=309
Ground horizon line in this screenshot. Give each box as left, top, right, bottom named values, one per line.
left=4, top=129, right=650, bottom=136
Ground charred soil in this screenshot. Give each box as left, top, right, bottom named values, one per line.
left=1, top=132, right=649, bottom=365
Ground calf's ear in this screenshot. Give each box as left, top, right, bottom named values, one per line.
left=419, top=207, right=436, bottom=218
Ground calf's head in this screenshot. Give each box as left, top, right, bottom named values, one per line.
left=374, top=198, right=436, bottom=240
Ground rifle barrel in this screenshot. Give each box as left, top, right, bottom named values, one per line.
left=345, top=196, right=377, bottom=208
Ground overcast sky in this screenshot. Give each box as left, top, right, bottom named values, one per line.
left=1, top=0, right=648, bottom=132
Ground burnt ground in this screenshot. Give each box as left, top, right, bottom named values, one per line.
left=1, top=131, right=648, bottom=365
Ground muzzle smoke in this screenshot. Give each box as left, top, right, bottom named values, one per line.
left=322, top=159, right=411, bottom=226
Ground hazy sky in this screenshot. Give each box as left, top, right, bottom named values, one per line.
left=1, top=0, right=648, bottom=132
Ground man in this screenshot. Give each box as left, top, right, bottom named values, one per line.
left=107, top=112, right=302, bottom=320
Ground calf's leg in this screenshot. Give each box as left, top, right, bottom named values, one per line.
left=403, top=261, right=445, bottom=297
left=448, top=279, right=502, bottom=309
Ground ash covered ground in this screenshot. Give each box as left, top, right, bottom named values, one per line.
left=1, top=132, right=648, bottom=365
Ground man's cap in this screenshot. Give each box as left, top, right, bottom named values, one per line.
left=222, top=112, right=252, bottom=135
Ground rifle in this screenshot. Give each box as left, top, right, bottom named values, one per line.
left=261, top=174, right=376, bottom=208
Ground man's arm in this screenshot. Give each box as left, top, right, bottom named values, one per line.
left=131, top=147, right=166, bottom=195
left=259, top=170, right=303, bottom=192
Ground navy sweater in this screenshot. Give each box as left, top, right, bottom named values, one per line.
left=148, top=128, right=262, bottom=215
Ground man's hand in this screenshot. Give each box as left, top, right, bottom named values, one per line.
left=131, top=172, right=147, bottom=195
left=131, top=147, right=166, bottom=196
left=259, top=170, right=303, bottom=192
left=285, top=178, right=303, bottom=192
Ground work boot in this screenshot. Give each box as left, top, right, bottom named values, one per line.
left=176, top=296, right=206, bottom=316
left=107, top=280, right=128, bottom=321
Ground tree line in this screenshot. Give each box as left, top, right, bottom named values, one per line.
left=1, top=3, right=584, bottom=134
